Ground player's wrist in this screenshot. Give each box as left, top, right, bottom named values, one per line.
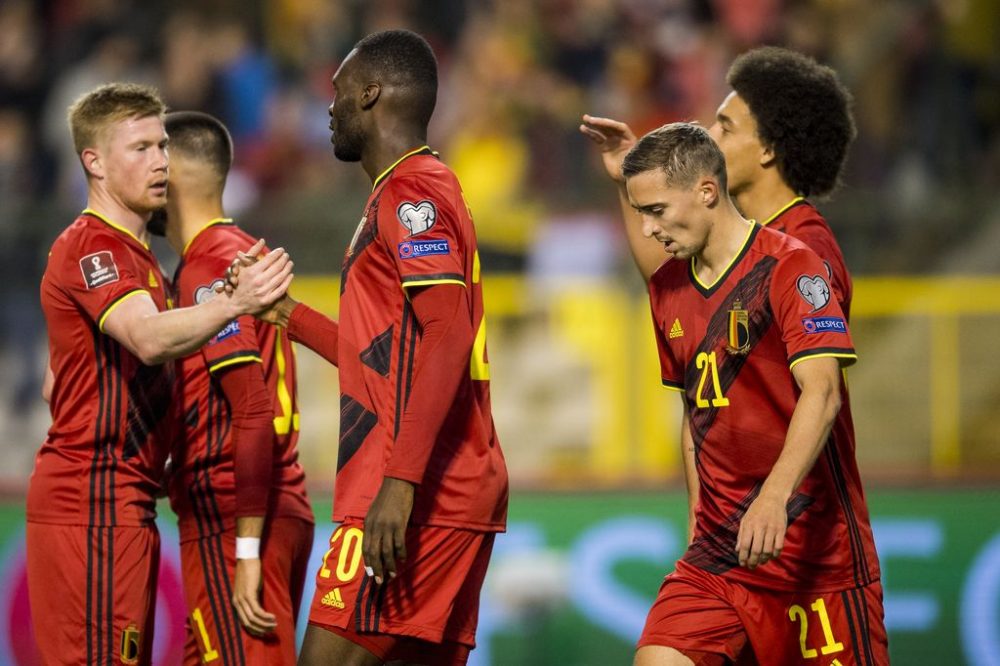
left=235, top=536, right=261, bottom=559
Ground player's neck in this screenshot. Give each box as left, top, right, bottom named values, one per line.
left=694, top=206, right=753, bottom=283
left=170, top=198, right=226, bottom=256
left=732, top=173, right=799, bottom=227
left=362, top=126, right=428, bottom=185
left=86, top=188, right=150, bottom=245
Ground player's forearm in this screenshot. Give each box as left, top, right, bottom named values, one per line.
left=236, top=516, right=265, bottom=539
left=218, top=362, right=275, bottom=517
left=287, top=302, right=340, bottom=366
left=759, top=377, right=840, bottom=503
left=617, top=185, right=667, bottom=282
left=131, top=296, right=243, bottom=364
left=385, top=286, right=472, bottom=483
left=680, top=409, right=699, bottom=543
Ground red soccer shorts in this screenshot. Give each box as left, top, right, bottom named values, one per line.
left=307, top=521, right=495, bottom=653
left=179, top=516, right=314, bottom=666
left=638, top=560, right=889, bottom=665
left=26, top=521, right=160, bottom=665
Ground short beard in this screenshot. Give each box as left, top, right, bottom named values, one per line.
left=146, top=207, right=167, bottom=237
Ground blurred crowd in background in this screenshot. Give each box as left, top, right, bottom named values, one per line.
left=1, top=0, right=998, bottom=482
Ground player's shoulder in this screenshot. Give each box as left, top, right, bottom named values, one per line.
left=48, top=213, right=136, bottom=265
left=777, top=201, right=837, bottom=240
left=648, top=257, right=688, bottom=295
left=390, top=154, right=461, bottom=196
left=186, top=221, right=252, bottom=258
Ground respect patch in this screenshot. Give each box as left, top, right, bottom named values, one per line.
left=398, top=239, right=450, bottom=260
left=802, top=316, right=847, bottom=334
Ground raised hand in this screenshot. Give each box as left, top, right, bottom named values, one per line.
left=579, top=114, right=639, bottom=183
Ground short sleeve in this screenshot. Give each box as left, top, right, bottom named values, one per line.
left=649, top=289, right=684, bottom=391
left=62, top=233, right=149, bottom=331
left=769, top=247, right=856, bottom=370
left=377, top=174, right=466, bottom=290
left=179, top=252, right=263, bottom=374
left=788, top=223, right=851, bottom=314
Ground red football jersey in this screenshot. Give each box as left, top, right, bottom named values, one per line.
left=650, top=223, right=880, bottom=592
left=29, top=209, right=174, bottom=526
left=764, top=197, right=852, bottom=319
left=334, top=146, right=508, bottom=531
left=168, top=220, right=312, bottom=543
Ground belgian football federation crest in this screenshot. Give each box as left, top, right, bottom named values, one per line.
left=726, top=300, right=750, bottom=355
left=120, top=622, right=141, bottom=664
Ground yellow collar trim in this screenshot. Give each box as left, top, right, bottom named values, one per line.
left=82, top=208, right=149, bottom=250
left=372, top=145, right=431, bottom=191
left=762, top=197, right=805, bottom=226
left=183, top=218, right=233, bottom=256
left=691, top=221, right=756, bottom=290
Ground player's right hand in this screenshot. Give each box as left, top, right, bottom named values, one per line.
left=232, top=558, right=277, bottom=636
left=579, top=114, right=638, bottom=184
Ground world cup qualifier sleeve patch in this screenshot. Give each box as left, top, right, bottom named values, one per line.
left=79, top=250, right=120, bottom=289
left=796, top=274, right=831, bottom=312
left=397, top=200, right=438, bottom=235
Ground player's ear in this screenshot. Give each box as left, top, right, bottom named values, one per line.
left=361, top=82, right=381, bottom=110
left=699, top=178, right=719, bottom=207
left=760, top=142, right=776, bottom=168
left=81, top=148, right=103, bottom=179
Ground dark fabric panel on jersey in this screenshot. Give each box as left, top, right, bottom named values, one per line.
left=686, top=256, right=778, bottom=462
left=360, top=324, right=394, bottom=377
left=123, top=363, right=172, bottom=460
left=185, top=403, right=199, bottom=430
left=338, top=394, right=378, bottom=472
left=823, top=438, right=873, bottom=586
left=341, top=197, right=380, bottom=295
left=683, top=484, right=813, bottom=574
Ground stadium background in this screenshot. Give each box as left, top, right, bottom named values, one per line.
left=0, top=0, right=998, bottom=663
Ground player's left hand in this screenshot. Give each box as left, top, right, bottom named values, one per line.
left=362, top=477, right=415, bottom=585
left=232, top=558, right=277, bottom=636
left=736, top=493, right=787, bottom=569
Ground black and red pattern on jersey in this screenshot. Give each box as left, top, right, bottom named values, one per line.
left=650, top=223, right=879, bottom=591
left=29, top=210, right=174, bottom=526
left=334, top=146, right=508, bottom=531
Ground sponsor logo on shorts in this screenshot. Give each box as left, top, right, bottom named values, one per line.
left=79, top=251, right=120, bottom=289
left=398, top=239, right=450, bottom=260
left=120, top=622, right=141, bottom=664
left=802, top=316, right=847, bottom=334
left=321, top=588, right=345, bottom=609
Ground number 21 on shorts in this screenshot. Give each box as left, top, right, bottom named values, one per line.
left=788, top=597, right=845, bottom=660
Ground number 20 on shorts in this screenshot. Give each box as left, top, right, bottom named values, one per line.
left=319, top=526, right=364, bottom=581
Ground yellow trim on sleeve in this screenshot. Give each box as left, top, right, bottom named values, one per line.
left=98, top=289, right=149, bottom=332
left=183, top=218, right=234, bottom=256
left=789, top=352, right=858, bottom=371
left=662, top=384, right=685, bottom=392
left=83, top=208, right=149, bottom=250
left=208, top=355, right=263, bottom=374
left=400, top=278, right=467, bottom=289
left=372, top=145, right=431, bottom=191
left=762, top=197, right=805, bottom=226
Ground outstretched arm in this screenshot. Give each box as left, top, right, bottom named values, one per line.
left=580, top=114, right=670, bottom=282
left=102, top=241, right=293, bottom=365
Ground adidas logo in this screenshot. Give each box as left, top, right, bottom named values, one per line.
left=321, top=588, right=345, bottom=609
left=669, top=319, right=684, bottom=339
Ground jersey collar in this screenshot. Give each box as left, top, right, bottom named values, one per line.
left=761, top=196, right=805, bottom=226
left=372, top=145, right=436, bottom=191
left=689, top=221, right=760, bottom=297
left=183, top=218, right=234, bottom=256
left=82, top=208, right=149, bottom=250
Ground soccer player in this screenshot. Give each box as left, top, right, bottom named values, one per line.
left=158, top=110, right=314, bottom=665
left=580, top=46, right=855, bottom=317
left=26, top=82, right=293, bottom=665
left=622, top=123, right=886, bottom=665
left=296, top=29, right=509, bottom=665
